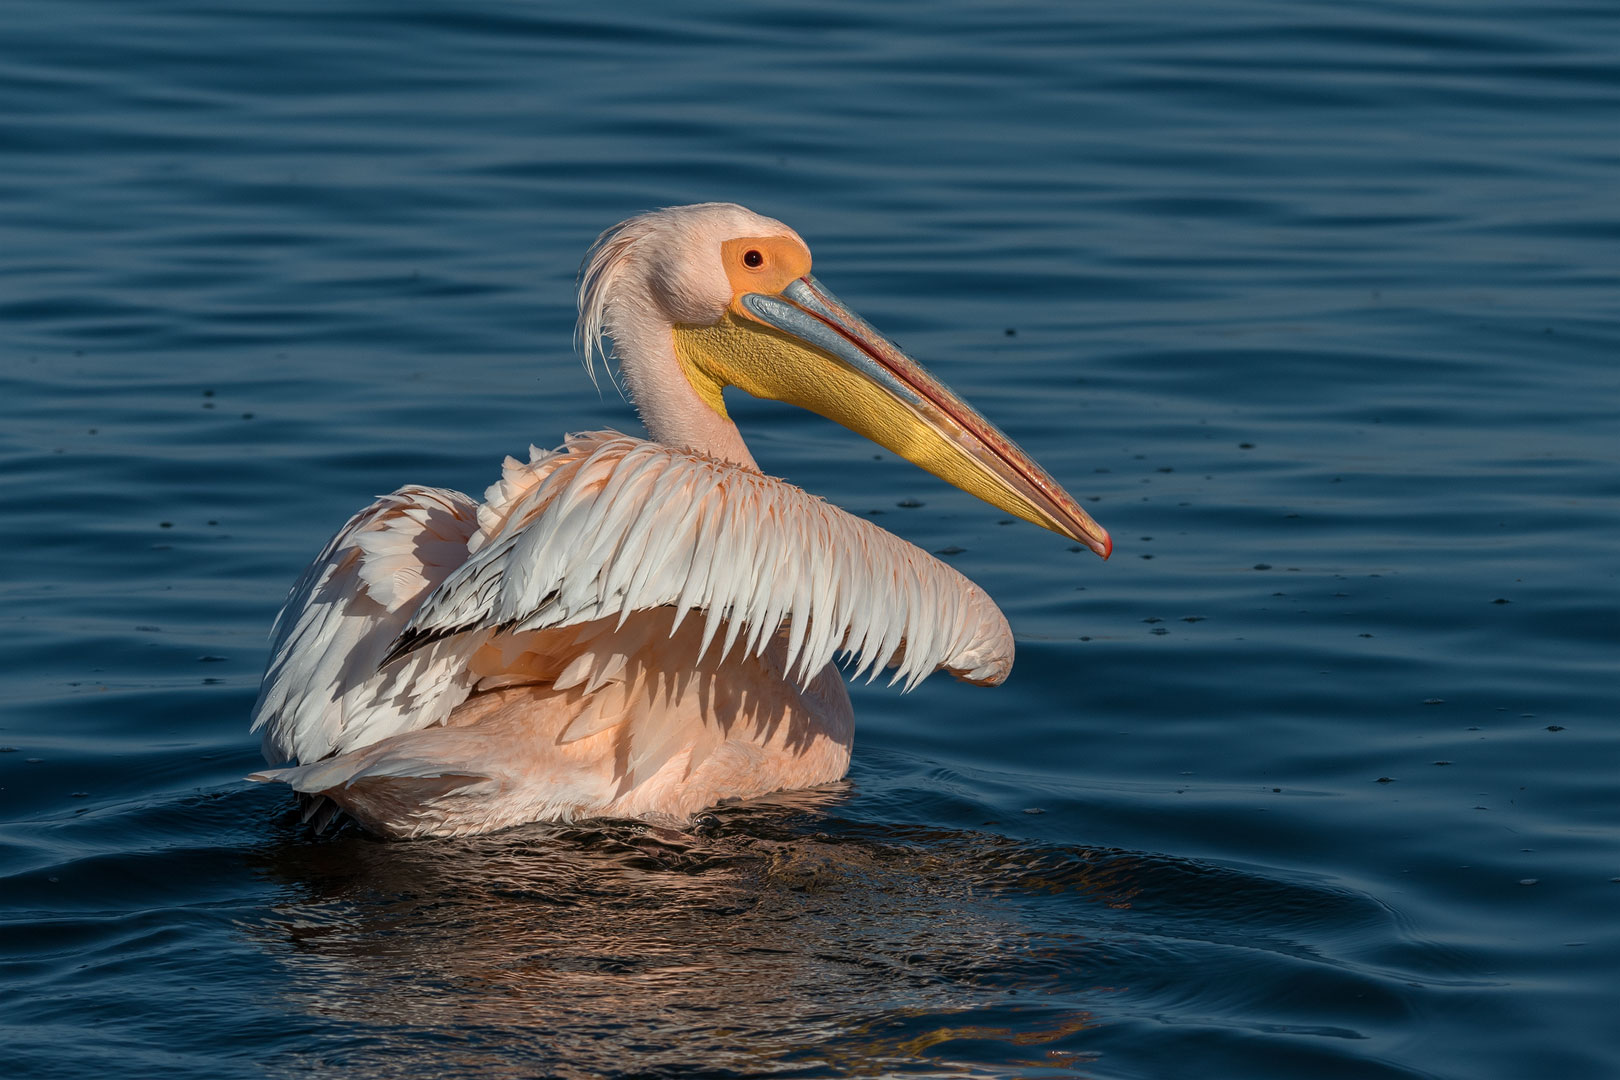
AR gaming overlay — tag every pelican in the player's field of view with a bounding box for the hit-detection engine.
[249,203,1110,838]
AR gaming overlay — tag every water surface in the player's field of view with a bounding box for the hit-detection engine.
[2,2,1617,1077]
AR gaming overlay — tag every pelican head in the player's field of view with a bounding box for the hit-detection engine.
[578,202,1110,558]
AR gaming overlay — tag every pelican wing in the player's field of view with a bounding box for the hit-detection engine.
[392,431,1013,691]
[250,485,486,765]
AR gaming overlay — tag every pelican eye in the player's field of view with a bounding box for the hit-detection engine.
[742,249,764,269]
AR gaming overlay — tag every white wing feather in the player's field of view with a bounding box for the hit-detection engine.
[393,431,1013,690]
[250,485,484,766]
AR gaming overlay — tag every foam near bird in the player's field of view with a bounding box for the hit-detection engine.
[249,203,1110,838]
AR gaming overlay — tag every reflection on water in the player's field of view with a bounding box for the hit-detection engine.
[249,794,1088,1077]
[244,789,1417,1078]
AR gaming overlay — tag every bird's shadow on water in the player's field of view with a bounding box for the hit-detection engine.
[238,782,1425,1080]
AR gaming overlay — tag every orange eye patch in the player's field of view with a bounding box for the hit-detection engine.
[721,236,811,296]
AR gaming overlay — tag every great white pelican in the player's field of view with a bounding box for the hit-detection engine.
[250,203,1110,838]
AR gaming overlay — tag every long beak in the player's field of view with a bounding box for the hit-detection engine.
[670,275,1111,558]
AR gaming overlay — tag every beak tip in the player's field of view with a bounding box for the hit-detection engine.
[1065,525,1111,559]
[1065,517,1110,560]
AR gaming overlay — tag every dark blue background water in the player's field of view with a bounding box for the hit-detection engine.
[2,2,1616,1077]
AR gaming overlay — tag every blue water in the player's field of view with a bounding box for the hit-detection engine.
[2,1,1617,1076]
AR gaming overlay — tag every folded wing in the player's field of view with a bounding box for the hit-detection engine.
[393,430,1013,693]
[250,486,485,766]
